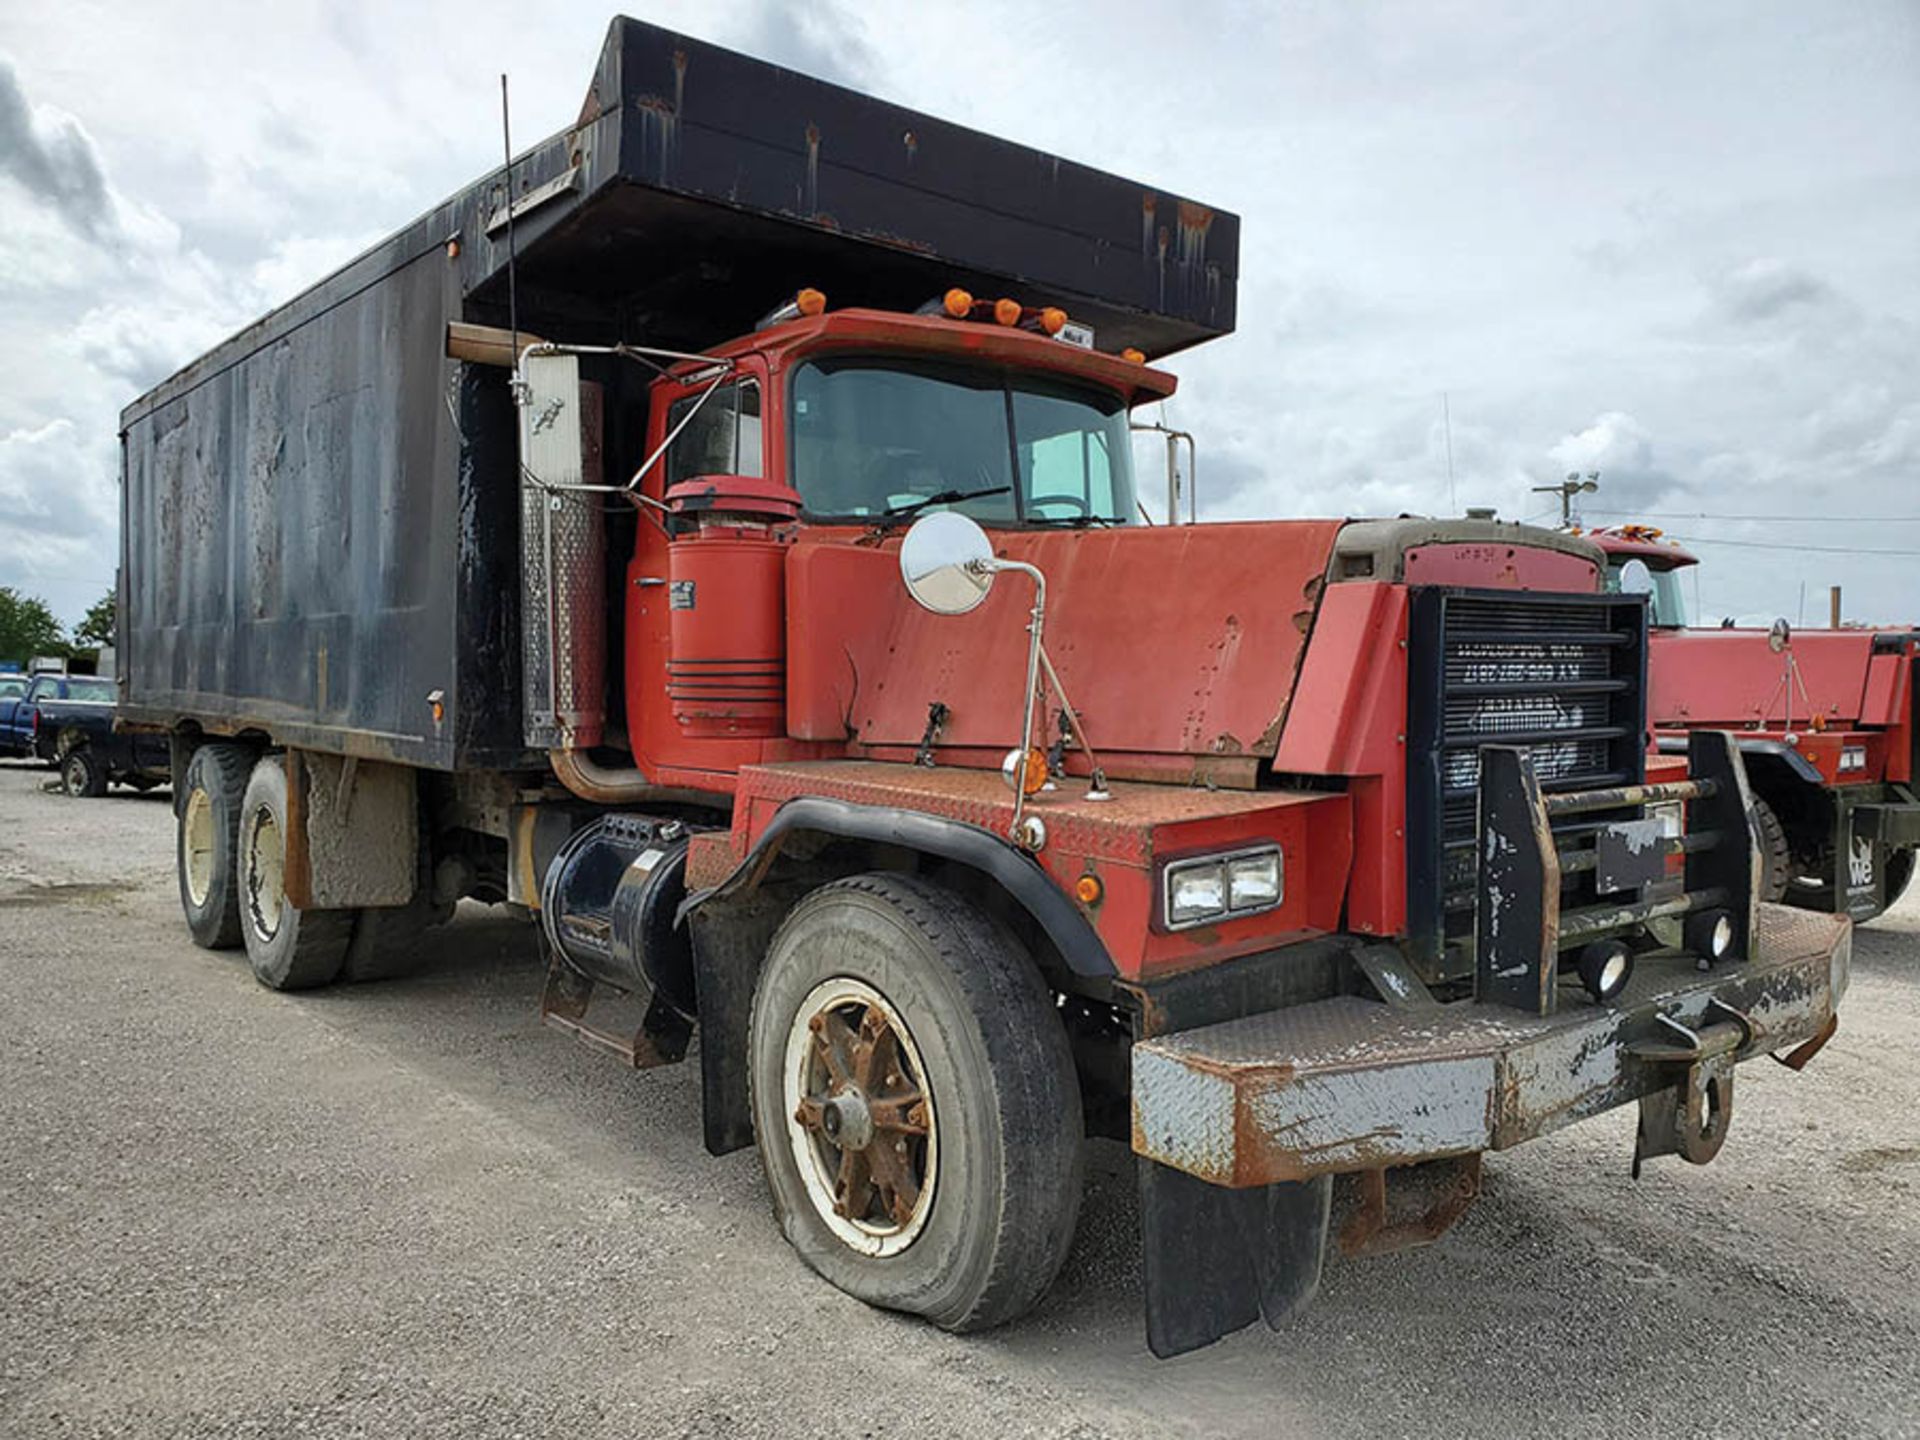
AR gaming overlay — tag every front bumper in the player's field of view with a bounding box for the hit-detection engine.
[1131,902,1849,1188]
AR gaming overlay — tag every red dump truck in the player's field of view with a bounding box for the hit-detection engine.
[1593,524,1920,921]
[119,18,1848,1356]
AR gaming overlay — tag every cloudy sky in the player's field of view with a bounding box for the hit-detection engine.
[3,0,1917,628]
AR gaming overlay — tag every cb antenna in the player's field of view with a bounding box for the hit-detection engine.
[500,74,523,401]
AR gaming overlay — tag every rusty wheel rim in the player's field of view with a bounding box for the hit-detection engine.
[782,977,938,1257]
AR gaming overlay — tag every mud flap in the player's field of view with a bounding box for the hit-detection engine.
[1138,1159,1332,1358]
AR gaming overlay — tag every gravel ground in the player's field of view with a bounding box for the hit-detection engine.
[1,757,1916,1438]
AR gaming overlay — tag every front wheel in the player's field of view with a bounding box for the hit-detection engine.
[747,873,1083,1333]
[60,746,107,798]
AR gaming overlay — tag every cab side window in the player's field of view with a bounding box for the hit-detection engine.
[666,381,762,486]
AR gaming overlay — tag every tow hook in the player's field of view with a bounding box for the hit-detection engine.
[1629,1000,1753,1176]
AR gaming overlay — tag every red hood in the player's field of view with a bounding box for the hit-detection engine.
[785,520,1344,772]
[1649,629,1882,726]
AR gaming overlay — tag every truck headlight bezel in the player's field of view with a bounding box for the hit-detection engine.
[1162,844,1285,930]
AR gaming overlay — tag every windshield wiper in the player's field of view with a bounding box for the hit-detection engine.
[876,485,1012,522]
[1024,513,1123,528]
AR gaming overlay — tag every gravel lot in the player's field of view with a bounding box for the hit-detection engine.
[1,757,1916,1438]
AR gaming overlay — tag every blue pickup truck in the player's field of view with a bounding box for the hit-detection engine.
[0,672,30,754]
[1,672,168,796]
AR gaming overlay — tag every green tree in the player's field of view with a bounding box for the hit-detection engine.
[74,589,116,649]
[0,587,66,664]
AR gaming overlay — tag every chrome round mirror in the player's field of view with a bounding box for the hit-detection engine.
[900,510,997,615]
[1617,558,1654,596]
[1769,617,1791,653]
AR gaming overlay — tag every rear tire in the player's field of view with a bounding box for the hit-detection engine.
[61,746,107,798]
[237,755,353,991]
[178,743,251,949]
[747,873,1083,1333]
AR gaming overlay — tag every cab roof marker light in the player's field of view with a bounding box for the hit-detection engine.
[1018,306,1069,336]
[1120,347,1147,364]
[992,297,1022,326]
[917,287,975,318]
[754,287,828,330]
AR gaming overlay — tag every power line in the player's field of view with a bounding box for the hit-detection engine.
[1586,508,1920,524]
[1676,536,1920,557]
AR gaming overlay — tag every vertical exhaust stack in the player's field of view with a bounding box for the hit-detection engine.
[518,350,606,754]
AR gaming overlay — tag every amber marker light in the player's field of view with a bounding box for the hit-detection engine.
[1121,347,1146,364]
[796,287,827,316]
[1038,307,1068,335]
[1074,874,1104,906]
[1001,746,1050,796]
[993,297,1022,326]
[943,287,973,317]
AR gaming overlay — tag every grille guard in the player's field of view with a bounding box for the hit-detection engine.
[1478,729,1757,1015]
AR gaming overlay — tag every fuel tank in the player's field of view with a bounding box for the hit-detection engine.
[539,814,698,1015]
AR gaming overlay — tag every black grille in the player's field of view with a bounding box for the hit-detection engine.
[1407,589,1649,975]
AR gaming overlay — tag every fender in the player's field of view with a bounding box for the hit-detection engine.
[1658,734,1823,786]
[685,795,1116,977]
[680,796,1115,1158]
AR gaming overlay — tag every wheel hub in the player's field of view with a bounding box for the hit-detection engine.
[783,978,938,1256]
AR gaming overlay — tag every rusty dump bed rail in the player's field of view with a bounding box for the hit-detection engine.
[1131,903,1849,1188]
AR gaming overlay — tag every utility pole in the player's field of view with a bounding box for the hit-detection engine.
[1532,471,1599,529]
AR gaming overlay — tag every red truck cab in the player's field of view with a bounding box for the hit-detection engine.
[1592,524,1920,918]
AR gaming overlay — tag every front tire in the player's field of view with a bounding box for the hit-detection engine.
[1885,848,1916,913]
[747,873,1083,1333]
[61,746,107,798]
[237,755,353,990]
[1751,794,1792,903]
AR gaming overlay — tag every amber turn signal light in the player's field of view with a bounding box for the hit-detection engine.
[1001,746,1050,796]
[1074,874,1103,906]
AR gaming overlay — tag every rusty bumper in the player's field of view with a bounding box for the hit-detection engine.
[1131,903,1850,1188]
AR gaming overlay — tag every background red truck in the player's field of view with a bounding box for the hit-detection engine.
[1593,524,1919,920]
[117,18,1847,1358]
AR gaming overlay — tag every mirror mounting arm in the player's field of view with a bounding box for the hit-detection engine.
[972,557,1049,840]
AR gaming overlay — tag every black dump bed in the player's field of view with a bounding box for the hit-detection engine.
[118,14,1240,771]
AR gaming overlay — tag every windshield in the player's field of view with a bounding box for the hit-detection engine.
[789,358,1137,524]
[68,678,114,702]
[1605,558,1691,628]
[0,679,23,699]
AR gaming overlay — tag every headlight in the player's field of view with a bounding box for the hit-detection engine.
[1163,846,1284,929]
[1228,852,1282,909]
